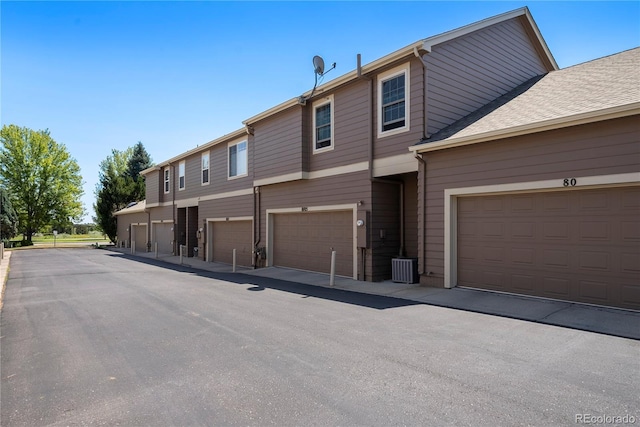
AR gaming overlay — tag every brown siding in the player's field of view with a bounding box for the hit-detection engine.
[198,194,253,220]
[253,107,303,180]
[402,173,418,259]
[199,194,254,259]
[425,18,548,136]
[145,170,160,205]
[116,211,148,247]
[371,181,401,281]
[210,137,253,193]
[258,170,371,277]
[150,205,174,222]
[373,58,426,159]
[309,80,371,171]
[421,116,640,286]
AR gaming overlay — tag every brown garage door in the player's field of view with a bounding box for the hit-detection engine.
[273,211,353,277]
[132,224,147,253]
[153,222,174,255]
[211,221,253,267]
[457,187,640,310]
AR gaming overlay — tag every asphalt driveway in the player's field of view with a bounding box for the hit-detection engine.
[1,248,638,426]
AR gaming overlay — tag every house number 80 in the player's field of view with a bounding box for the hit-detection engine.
[563,178,577,187]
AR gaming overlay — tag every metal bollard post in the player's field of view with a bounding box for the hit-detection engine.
[155,241,158,259]
[329,250,337,287]
[232,248,237,272]
[131,241,135,255]
[180,245,184,265]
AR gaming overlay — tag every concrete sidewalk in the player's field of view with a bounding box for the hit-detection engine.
[0,249,12,309]
[111,247,640,340]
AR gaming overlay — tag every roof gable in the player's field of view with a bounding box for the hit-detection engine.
[413,47,640,152]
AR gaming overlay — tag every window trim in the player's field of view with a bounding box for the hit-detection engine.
[312,95,334,154]
[227,139,248,180]
[377,63,410,138]
[201,151,210,186]
[178,160,185,191]
[163,168,170,194]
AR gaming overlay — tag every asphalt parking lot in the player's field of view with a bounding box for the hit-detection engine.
[1,248,639,426]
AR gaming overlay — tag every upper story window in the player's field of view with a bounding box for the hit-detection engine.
[201,152,210,185]
[378,63,410,137]
[228,140,247,179]
[178,160,185,190]
[164,168,170,193]
[313,95,334,153]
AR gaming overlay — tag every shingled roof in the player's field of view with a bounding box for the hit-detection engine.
[412,47,640,152]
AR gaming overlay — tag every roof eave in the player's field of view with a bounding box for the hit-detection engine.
[410,103,640,153]
[244,7,555,126]
[142,128,248,175]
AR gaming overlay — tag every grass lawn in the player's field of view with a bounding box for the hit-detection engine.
[32,234,110,243]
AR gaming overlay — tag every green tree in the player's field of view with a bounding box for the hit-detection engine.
[0,125,84,243]
[94,142,151,244]
[125,141,152,202]
[0,187,19,241]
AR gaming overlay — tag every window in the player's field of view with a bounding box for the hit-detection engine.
[313,95,334,152]
[378,64,410,137]
[201,152,210,185]
[228,140,247,178]
[178,161,185,190]
[164,168,170,193]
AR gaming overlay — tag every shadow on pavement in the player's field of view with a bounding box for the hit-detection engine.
[108,253,420,310]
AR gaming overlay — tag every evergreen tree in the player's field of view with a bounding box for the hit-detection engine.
[0,187,18,241]
[93,143,152,243]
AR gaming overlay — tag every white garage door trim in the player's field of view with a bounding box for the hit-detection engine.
[444,172,640,289]
[266,204,358,279]
[205,216,253,263]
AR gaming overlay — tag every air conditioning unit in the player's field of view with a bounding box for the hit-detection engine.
[392,258,419,284]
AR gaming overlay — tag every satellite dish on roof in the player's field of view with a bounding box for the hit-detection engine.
[298,55,337,105]
[313,55,325,75]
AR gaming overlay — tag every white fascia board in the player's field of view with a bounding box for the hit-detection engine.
[410,103,640,153]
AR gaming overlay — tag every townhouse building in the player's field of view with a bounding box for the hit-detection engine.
[115,7,640,310]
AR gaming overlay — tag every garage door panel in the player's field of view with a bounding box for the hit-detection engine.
[273,211,353,277]
[458,187,640,310]
[153,223,173,255]
[211,221,252,267]
[133,225,146,253]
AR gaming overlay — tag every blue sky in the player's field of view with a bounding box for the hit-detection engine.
[2,1,639,223]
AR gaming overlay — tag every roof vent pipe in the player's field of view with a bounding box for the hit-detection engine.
[357,53,362,78]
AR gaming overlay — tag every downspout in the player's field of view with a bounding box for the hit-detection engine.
[414,47,430,277]
[171,163,176,255]
[415,153,427,276]
[246,123,262,269]
[146,207,151,252]
[253,186,261,269]
[414,46,430,141]
[359,54,405,258]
